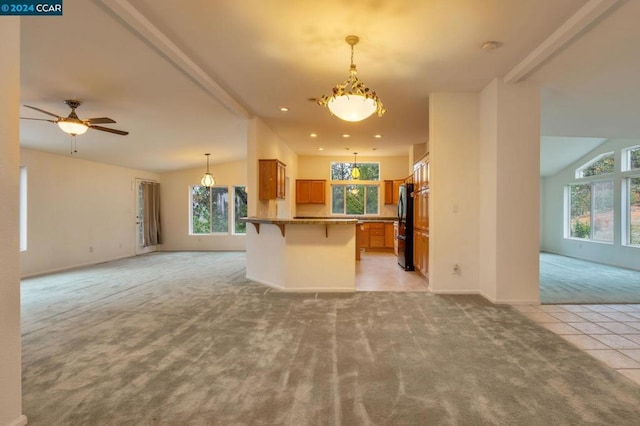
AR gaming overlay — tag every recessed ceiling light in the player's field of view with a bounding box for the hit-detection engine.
[481,41,502,51]
[317,147,324,151]
[280,107,289,112]
[374,134,382,138]
[310,133,317,138]
[342,134,350,138]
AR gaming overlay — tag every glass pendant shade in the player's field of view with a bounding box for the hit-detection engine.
[201,173,215,187]
[351,152,361,179]
[328,95,377,122]
[58,120,88,135]
[201,153,215,187]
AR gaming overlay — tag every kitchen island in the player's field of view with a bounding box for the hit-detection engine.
[241,217,358,292]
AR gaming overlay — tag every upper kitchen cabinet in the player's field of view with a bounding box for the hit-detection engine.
[384,179,404,205]
[413,155,430,191]
[296,180,326,204]
[259,159,286,200]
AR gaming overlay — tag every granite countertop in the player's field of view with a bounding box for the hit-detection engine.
[294,216,397,224]
[240,217,358,225]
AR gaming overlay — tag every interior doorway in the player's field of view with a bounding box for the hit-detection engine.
[135,179,159,255]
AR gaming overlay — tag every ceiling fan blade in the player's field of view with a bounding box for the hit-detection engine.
[20,117,57,123]
[86,117,116,125]
[90,125,129,136]
[23,105,62,119]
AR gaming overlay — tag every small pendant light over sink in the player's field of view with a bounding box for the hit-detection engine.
[201,153,215,187]
[318,35,385,122]
[351,152,361,179]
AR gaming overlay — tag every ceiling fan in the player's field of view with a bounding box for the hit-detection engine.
[21,99,129,136]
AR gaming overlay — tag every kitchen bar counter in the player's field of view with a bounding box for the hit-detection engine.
[241,217,356,292]
[240,217,357,237]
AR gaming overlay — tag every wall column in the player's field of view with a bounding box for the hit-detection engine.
[428,93,481,294]
[479,78,540,304]
[0,17,28,426]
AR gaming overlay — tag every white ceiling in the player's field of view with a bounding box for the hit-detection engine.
[18,0,638,174]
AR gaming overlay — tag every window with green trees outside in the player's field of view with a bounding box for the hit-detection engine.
[330,161,379,215]
[191,186,229,234]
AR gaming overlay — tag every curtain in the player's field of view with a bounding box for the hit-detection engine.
[142,182,162,246]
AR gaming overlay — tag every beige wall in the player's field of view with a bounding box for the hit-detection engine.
[479,80,499,301]
[478,78,540,304]
[295,155,410,217]
[429,80,540,304]
[0,17,27,426]
[160,160,247,251]
[429,92,481,294]
[247,117,298,218]
[20,149,159,277]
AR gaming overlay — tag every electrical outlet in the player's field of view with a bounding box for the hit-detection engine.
[89,246,94,253]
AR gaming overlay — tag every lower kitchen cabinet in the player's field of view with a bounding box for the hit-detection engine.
[356,224,370,249]
[356,222,395,256]
[369,223,385,248]
[413,230,429,278]
[384,223,394,248]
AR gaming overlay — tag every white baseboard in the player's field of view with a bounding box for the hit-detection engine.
[479,289,540,305]
[5,414,28,426]
[429,289,539,306]
[21,254,133,278]
[429,289,480,295]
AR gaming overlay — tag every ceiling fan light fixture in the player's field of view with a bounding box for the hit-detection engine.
[201,153,216,187]
[57,119,88,135]
[318,35,385,122]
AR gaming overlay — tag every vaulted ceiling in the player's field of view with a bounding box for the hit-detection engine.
[18,0,640,174]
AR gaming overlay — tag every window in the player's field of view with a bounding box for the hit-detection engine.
[623,146,640,172]
[233,186,247,234]
[575,152,614,178]
[330,162,380,180]
[567,180,613,242]
[331,185,379,215]
[627,177,640,245]
[330,161,380,215]
[191,186,229,234]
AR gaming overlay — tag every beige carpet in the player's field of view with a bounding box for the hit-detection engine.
[22,252,640,425]
[540,252,640,304]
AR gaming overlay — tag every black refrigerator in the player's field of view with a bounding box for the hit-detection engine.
[397,183,414,270]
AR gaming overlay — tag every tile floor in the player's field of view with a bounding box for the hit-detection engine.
[356,251,429,291]
[514,304,640,386]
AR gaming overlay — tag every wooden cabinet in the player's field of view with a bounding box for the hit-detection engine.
[259,159,286,200]
[356,223,370,249]
[369,223,385,248]
[356,222,395,254]
[413,155,429,192]
[413,154,430,280]
[413,188,429,231]
[413,230,429,278]
[384,179,404,205]
[393,222,399,255]
[384,223,394,248]
[295,180,326,204]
